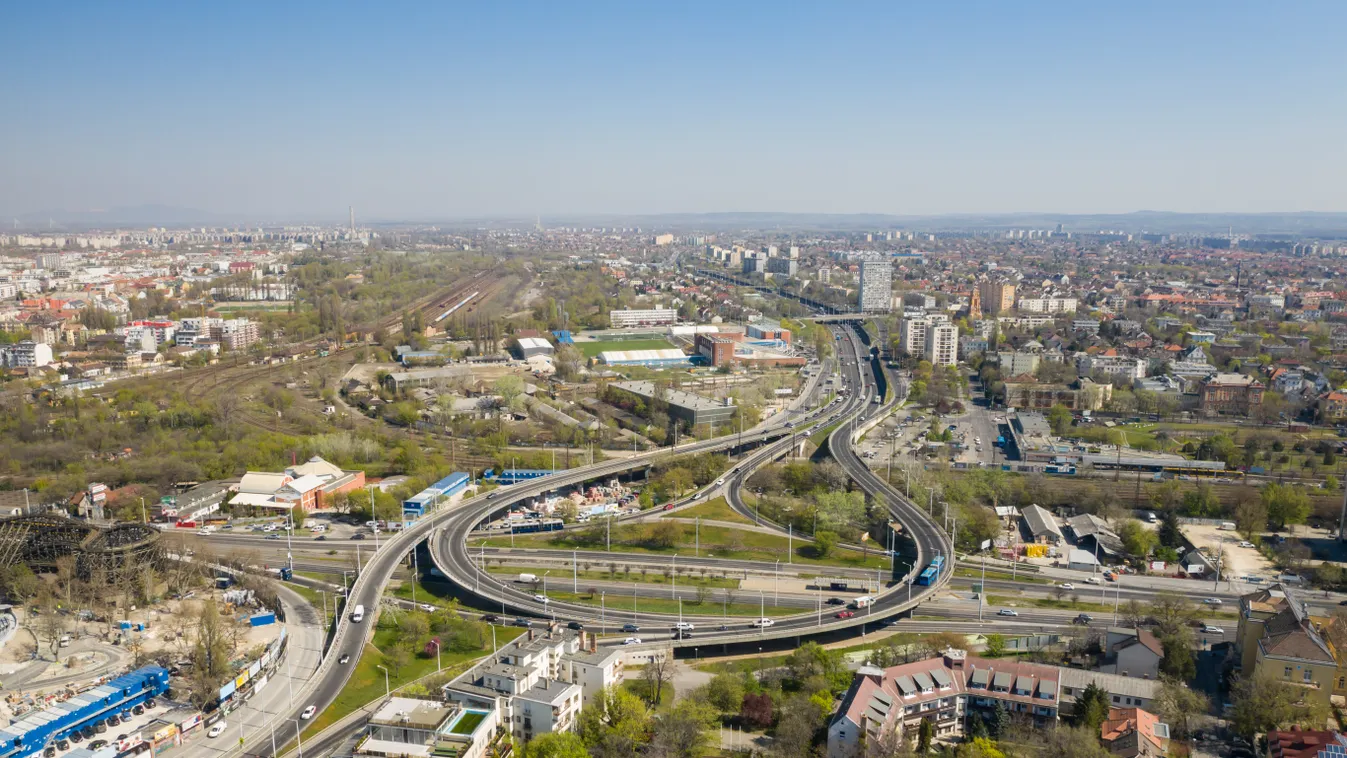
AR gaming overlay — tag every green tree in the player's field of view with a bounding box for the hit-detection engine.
[813,530,839,558]
[988,699,1010,737]
[1181,483,1221,517]
[577,684,651,750]
[1262,482,1311,529]
[1152,678,1209,739]
[1157,509,1184,548]
[955,738,1005,758]
[1147,593,1198,636]
[1234,497,1268,541]
[984,633,1006,657]
[1046,404,1073,435]
[290,504,306,530]
[705,672,746,713]
[917,718,934,755]
[522,732,589,758]
[1159,633,1196,681]
[1230,672,1330,739]
[1117,519,1157,558]
[1075,681,1111,731]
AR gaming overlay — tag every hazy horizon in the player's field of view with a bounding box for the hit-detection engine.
[5,2,1345,220]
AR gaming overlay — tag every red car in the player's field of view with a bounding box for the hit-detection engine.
[835,610,855,619]
[662,503,675,511]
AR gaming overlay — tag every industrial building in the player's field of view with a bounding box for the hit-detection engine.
[513,337,555,360]
[403,472,470,520]
[610,380,737,427]
[596,348,691,368]
[0,666,170,758]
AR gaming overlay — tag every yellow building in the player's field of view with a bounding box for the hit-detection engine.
[1236,584,1343,709]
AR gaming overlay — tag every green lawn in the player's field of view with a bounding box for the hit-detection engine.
[577,338,677,358]
[486,565,740,588]
[470,523,891,570]
[623,675,674,706]
[810,421,842,447]
[300,622,523,741]
[953,567,1049,585]
[541,589,801,617]
[665,496,754,525]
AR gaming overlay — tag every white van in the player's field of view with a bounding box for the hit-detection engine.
[853,596,874,609]
[351,604,365,623]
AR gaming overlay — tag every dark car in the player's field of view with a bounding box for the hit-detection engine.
[43,746,55,758]
[1073,614,1093,625]
[673,630,693,639]
[566,621,583,631]
[512,618,532,628]
[56,740,70,751]
[132,705,144,716]
[69,733,83,744]
[94,722,107,733]
[106,716,119,727]
[351,533,366,540]
[338,653,351,665]
[145,699,156,709]
[314,535,327,541]
[90,741,108,750]
[621,623,640,633]
[481,614,501,624]
[826,598,846,606]
[81,727,96,739]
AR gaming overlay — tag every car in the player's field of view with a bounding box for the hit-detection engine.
[482,614,501,624]
[131,706,143,716]
[351,533,366,540]
[1203,598,1223,605]
[1084,576,1102,585]
[826,597,846,606]
[1058,583,1075,590]
[418,604,435,612]
[106,716,119,727]
[673,630,693,639]
[95,722,107,733]
[43,747,55,758]
[365,520,379,528]
[145,699,156,709]
[265,534,280,540]
[1239,541,1255,548]
[662,503,675,511]
[301,705,316,720]
[622,637,642,645]
[338,653,351,665]
[512,618,532,628]
[673,622,695,631]
[1201,625,1225,635]
[836,610,855,619]
[621,623,641,633]
[997,609,1018,616]
[751,618,774,628]
[90,741,108,750]
[81,728,95,739]
[533,594,549,603]
[715,479,725,486]
[718,624,731,631]
[56,740,70,751]
[207,723,227,739]
[567,621,584,630]
[1073,614,1093,625]
[314,535,327,541]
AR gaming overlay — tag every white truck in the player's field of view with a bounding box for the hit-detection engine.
[351,604,365,623]
[853,596,874,609]
[518,573,538,584]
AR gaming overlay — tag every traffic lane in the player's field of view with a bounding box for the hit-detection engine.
[926,605,1232,639]
[471,546,885,577]
[947,575,1243,605]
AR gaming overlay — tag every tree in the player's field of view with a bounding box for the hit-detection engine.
[577,685,651,750]
[649,698,717,758]
[1046,404,1073,436]
[984,633,1006,657]
[1263,483,1311,529]
[1158,633,1196,681]
[1234,497,1268,541]
[646,521,682,550]
[1229,672,1330,739]
[1117,519,1157,558]
[493,375,526,411]
[740,692,774,729]
[988,699,1010,737]
[1157,509,1184,549]
[917,718,934,755]
[1181,484,1221,517]
[1152,678,1209,740]
[1075,681,1111,731]
[1147,593,1197,637]
[522,732,588,758]
[384,644,411,676]
[813,530,839,558]
[642,653,673,706]
[955,738,1005,758]
[1038,725,1111,758]
[705,672,745,713]
[290,504,307,530]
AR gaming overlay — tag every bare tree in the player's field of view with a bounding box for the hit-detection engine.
[642,652,673,706]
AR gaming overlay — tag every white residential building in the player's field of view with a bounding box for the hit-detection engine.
[899,318,929,357]
[1017,297,1078,314]
[445,628,628,746]
[924,324,959,366]
[609,308,677,328]
[1078,354,1147,381]
[858,258,893,313]
[0,340,53,368]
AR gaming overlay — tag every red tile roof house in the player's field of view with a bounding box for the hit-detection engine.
[1099,707,1169,758]
[1268,726,1347,758]
[827,649,1159,757]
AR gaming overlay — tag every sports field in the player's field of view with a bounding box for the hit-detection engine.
[577,338,677,358]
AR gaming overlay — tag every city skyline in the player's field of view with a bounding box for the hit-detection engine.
[4,2,1345,219]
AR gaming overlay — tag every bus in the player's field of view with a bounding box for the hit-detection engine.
[916,555,945,586]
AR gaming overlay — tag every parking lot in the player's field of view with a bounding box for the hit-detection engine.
[1181,523,1276,582]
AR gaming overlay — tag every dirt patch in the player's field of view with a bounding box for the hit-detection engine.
[1181,523,1275,579]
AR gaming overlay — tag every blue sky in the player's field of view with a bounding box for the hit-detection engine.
[2,1,1344,220]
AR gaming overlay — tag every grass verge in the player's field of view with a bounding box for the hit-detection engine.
[540,589,800,617]
[665,496,754,525]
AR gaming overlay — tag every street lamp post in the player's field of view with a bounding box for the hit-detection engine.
[774,560,780,605]
[672,554,678,599]
[375,664,390,698]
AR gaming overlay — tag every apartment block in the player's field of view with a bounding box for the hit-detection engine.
[1017,296,1078,314]
[924,324,958,366]
[858,259,893,313]
[898,318,929,357]
[0,340,52,368]
[978,281,1016,314]
[609,308,678,328]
